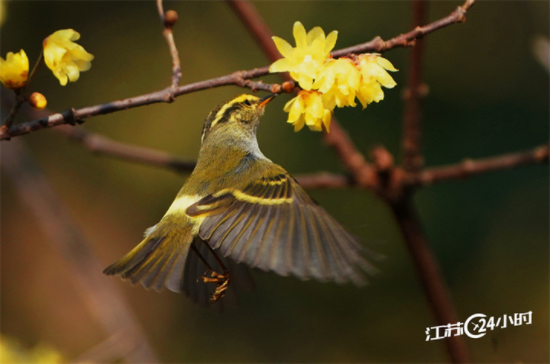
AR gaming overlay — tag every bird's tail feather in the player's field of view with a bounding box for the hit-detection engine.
[103,225,193,292]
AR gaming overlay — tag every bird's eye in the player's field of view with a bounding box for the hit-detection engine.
[243,99,252,106]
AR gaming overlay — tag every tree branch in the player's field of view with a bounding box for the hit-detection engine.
[55,124,196,172]
[156,0,182,87]
[415,144,550,185]
[389,200,471,363]
[1,0,476,141]
[402,0,428,173]
[333,0,475,57]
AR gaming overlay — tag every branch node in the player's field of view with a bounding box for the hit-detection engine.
[62,108,78,126]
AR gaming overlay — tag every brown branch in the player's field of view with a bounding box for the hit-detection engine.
[391,2,472,362]
[227,0,280,62]
[389,200,471,363]
[402,0,428,173]
[156,0,182,87]
[1,139,158,363]
[55,125,196,172]
[294,172,350,189]
[1,90,24,132]
[415,144,550,185]
[0,74,279,140]
[333,0,475,57]
[1,0,475,141]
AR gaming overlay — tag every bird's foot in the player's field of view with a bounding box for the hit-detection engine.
[201,270,230,303]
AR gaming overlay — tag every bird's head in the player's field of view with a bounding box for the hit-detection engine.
[201,93,276,143]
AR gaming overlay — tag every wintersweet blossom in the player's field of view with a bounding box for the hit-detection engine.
[0,50,29,89]
[313,57,362,109]
[355,54,397,108]
[284,90,333,132]
[43,29,94,86]
[269,21,337,90]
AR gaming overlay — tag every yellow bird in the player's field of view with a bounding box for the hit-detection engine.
[104,94,375,305]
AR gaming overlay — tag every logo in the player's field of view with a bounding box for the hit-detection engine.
[425,311,532,341]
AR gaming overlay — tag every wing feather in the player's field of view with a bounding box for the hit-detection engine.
[187,169,375,285]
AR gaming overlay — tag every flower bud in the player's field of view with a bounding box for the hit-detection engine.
[29,92,47,110]
[282,81,295,93]
[164,10,178,28]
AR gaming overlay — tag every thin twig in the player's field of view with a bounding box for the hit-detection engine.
[415,144,550,185]
[1,0,475,141]
[333,0,475,57]
[2,53,44,131]
[1,139,158,363]
[1,90,24,132]
[156,0,182,87]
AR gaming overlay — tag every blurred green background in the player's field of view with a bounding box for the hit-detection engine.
[1,1,548,363]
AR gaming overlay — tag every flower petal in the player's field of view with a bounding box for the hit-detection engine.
[324,31,338,54]
[272,36,294,59]
[293,21,307,49]
[306,26,324,45]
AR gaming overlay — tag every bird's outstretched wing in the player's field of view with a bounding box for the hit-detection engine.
[186,171,376,285]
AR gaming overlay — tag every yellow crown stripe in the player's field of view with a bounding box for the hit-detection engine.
[210,95,258,129]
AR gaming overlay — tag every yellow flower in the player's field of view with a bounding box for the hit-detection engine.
[269,21,337,90]
[355,54,397,108]
[0,50,29,89]
[43,29,94,86]
[313,57,362,109]
[284,90,333,132]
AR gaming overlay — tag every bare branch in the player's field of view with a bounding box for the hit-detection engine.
[227,0,281,62]
[295,172,350,189]
[0,74,280,140]
[1,140,158,363]
[333,0,475,57]
[156,0,182,87]
[402,0,428,173]
[415,145,550,185]
[56,125,196,172]
[389,200,471,363]
[1,0,476,141]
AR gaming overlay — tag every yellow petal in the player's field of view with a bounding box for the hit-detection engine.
[293,21,307,49]
[272,36,294,59]
[324,31,338,54]
[269,58,294,73]
[293,117,305,131]
[306,27,324,45]
[376,56,398,72]
[322,109,332,131]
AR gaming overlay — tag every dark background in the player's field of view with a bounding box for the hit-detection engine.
[1,1,548,362]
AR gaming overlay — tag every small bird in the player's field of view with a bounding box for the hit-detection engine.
[104,94,374,305]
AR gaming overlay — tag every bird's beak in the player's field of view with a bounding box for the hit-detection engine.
[258,94,277,108]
